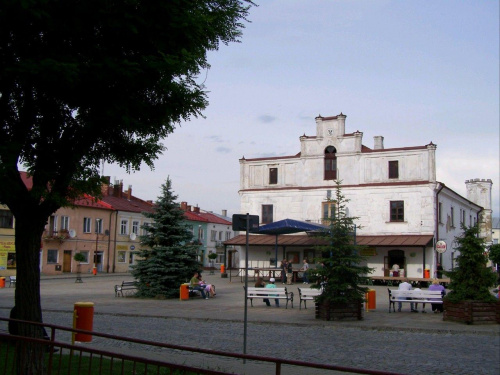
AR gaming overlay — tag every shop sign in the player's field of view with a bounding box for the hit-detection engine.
[436,240,447,253]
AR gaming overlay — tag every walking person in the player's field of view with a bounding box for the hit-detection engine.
[286,259,294,285]
[300,259,310,284]
[281,259,288,284]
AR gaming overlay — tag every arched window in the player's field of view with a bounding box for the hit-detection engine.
[324,146,337,180]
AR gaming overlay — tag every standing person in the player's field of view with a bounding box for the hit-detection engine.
[281,259,288,284]
[255,277,270,306]
[190,272,208,299]
[300,259,310,284]
[391,264,400,277]
[265,278,280,307]
[286,259,294,285]
[428,279,446,313]
[437,263,444,279]
[397,278,416,312]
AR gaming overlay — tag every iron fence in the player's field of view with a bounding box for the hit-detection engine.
[0,317,402,375]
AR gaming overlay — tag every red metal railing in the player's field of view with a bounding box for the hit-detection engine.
[0,317,403,375]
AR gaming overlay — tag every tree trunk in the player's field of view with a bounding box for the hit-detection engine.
[13,214,47,374]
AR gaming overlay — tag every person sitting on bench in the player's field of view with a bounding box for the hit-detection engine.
[190,272,208,299]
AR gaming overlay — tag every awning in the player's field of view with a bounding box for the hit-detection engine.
[224,234,433,247]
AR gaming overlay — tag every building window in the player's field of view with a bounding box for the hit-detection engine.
[132,220,140,235]
[0,210,14,228]
[211,230,217,241]
[469,215,472,226]
[269,168,278,184]
[198,226,204,240]
[322,201,336,225]
[60,216,69,231]
[77,251,89,264]
[461,209,465,225]
[117,251,126,263]
[83,217,92,233]
[219,231,223,241]
[225,231,232,240]
[438,202,443,224]
[142,222,150,235]
[450,207,455,227]
[120,219,129,235]
[95,218,103,234]
[262,205,273,224]
[390,201,404,222]
[47,249,58,264]
[388,161,399,179]
[324,146,337,180]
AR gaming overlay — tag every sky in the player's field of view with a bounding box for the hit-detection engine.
[104,0,499,219]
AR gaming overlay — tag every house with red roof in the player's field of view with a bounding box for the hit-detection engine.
[179,202,235,269]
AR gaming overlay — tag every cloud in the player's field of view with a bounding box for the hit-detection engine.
[205,135,224,143]
[258,115,277,123]
[215,146,231,154]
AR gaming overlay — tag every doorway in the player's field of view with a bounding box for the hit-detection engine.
[63,251,72,272]
[384,249,406,276]
[95,252,103,272]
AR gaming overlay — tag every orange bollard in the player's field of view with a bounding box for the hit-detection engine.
[73,302,94,342]
[365,289,376,311]
[221,265,225,273]
[0,277,5,288]
[92,267,97,275]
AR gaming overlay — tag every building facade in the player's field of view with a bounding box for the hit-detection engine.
[228,113,492,278]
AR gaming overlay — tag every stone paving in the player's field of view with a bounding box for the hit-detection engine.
[0,272,499,374]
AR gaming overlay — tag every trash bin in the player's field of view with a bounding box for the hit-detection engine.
[0,277,5,288]
[365,289,376,311]
[220,265,225,274]
[73,302,94,342]
[424,269,430,278]
[180,283,189,300]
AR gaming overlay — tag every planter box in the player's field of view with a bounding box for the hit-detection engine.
[443,300,500,325]
[315,301,363,321]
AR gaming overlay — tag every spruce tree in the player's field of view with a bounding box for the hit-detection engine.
[131,178,200,298]
[445,224,497,302]
[311,180,373,304]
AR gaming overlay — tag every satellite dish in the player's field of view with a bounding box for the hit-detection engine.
[69,229,76,238]
[130,233,137,241]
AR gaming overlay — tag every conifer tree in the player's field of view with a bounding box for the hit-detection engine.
[131,178,200,298]
[311,180,373,304]
[445,225,497,302]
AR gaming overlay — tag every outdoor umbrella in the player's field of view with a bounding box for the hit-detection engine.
[253,219,327,268]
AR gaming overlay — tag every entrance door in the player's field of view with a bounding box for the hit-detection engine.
[63,251,72,272]
[385,250,405,276]
[95,252,103,272]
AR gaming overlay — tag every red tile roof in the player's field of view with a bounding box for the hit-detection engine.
[224,234,433,247]
[184,210,231,225]
[73,194,114,210]
[101,195,154,213]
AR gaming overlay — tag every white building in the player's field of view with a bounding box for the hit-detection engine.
[227,113,492,279]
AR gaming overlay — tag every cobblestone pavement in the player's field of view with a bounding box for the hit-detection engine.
[1,273,499,375]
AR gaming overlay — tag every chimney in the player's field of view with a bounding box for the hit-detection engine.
[193,206,200,213]
[180,202,188,211]
[222,210,227,217]
[374,136,384,150]
[101,176,111,196]
[113,180,120,197]
[127,185,132,200]
[187,205,191,212]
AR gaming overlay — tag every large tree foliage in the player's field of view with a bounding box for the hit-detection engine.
[488,243,500,268]
[0,1,252,373]
[131,178,200,298]
[445,225,497,302]
[310,181,373,304]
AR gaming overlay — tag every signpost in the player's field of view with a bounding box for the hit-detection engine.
[232,214,259,363]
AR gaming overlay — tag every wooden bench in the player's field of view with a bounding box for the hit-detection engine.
[244,286,294,309]
[114,281,137,297]
[298,287,322,310]
[9,276,16,288]
[388,289,444,313]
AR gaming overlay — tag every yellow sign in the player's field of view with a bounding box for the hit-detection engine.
[0,241,15,270]
[116,245,128,250]
[360,248,377,256]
